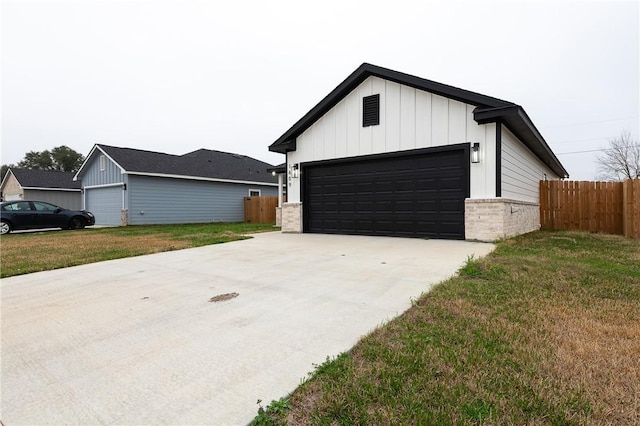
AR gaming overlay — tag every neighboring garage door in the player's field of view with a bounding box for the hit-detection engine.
[303,147,469,239]
[85,186,122,226]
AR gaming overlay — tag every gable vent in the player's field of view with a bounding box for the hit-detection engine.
[362,94,380,127]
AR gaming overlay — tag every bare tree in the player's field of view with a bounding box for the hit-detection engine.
[596,131,640,181]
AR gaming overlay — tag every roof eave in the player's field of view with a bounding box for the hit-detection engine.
[268,62,514,152]
[266,163,286,174]
[74,144,126,180]
[474,106,569,178]
[268,139,296,154]
[0,168,16,190]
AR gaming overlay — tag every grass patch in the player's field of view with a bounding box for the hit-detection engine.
[258,231,640,425]
[0,222,277,277]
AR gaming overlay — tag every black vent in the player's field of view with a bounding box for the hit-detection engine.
[362,94,380,127]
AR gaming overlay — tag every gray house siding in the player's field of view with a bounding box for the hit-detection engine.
[81,152,124,187]
[23,189,82,210]
[127,175,277,225]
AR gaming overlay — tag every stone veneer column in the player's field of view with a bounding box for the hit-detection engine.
[281,203,302,233]
[465,198,540,242]
[275,207,282,227]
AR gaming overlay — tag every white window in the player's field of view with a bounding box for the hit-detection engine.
[249,189,261,196]
[99,155,106,171]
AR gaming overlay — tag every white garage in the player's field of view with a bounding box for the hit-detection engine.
[268,63,569,241]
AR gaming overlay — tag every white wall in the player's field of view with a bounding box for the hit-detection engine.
[286,76,497,202]
[501,125,558,202]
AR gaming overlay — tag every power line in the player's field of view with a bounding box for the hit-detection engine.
[552,136,617,145]
[543,115,639,129]
[556,145,640,155]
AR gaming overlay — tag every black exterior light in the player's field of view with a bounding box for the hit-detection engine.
[471,143,480,163]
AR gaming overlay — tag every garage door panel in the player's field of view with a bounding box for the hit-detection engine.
[85,186,122,226]
[303,148,468,239]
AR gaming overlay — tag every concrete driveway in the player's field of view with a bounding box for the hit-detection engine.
[1,232,494,425]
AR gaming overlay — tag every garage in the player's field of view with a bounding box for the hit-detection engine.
[303,147,469,239]
[270,63,569,241]
[85,186,123,226]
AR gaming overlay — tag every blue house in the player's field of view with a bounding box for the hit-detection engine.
[74,144,279,226]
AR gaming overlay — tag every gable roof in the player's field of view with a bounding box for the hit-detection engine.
[268,63,568,178]
[75,145,278,185]
[2,168,81,190]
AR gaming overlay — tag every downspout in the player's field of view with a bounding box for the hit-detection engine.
[496,122,502,197]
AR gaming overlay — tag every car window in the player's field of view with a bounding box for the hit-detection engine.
[3,202,32,211]
[33,202,59,212]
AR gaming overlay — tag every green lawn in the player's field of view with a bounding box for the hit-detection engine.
[0,222,277,278]
[253,231,640,425]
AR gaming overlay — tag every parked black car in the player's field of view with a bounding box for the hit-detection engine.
[0,201,96,235]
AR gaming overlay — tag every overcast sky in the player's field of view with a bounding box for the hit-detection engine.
[2,0,638,180]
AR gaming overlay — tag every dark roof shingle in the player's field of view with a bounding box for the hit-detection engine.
[96,145,278,184]
[9,168,81,189]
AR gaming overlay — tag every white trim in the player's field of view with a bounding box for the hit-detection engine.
[22,187,82,192]
[125,171,279,187]
[74,144,126,180]
[99,155,106,171]
[84,182,126,212]
[0,169,15,189]
[83,182,125,189]
[277,174,283,207]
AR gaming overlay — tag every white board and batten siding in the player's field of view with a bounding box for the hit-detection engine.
[127,175,278,225]
[501,126,558,203]
[287,76,498,202]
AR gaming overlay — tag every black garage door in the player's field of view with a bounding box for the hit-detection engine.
[303,147,469,239]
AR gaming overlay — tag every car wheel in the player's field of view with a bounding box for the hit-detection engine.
[1,220,11,235]
[69,216,86,230]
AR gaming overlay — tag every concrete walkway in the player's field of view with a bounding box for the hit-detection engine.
[1,233,494,425]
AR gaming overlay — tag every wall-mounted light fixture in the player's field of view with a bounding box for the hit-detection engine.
[292,163,299,178]
[471,143,480,163]
[271,170,276,177]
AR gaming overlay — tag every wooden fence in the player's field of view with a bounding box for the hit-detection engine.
[624,179,640,239]
[244,196,278,224]
[540,179,640,238]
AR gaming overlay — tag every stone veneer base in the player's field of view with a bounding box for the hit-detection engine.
[281,203,302,233]
[280,199,540,241]
[465,198,540,242]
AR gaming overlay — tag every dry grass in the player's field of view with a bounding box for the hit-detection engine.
[0,222,276,277]
[253,231,640,425]
[542,301,640,424]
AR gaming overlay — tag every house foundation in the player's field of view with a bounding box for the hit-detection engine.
[281,202,302,233]
[465,198,540,242]
[275,207,282,227]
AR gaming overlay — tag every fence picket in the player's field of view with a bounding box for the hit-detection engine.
[539,179,637,238]
[244,196,279,224]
